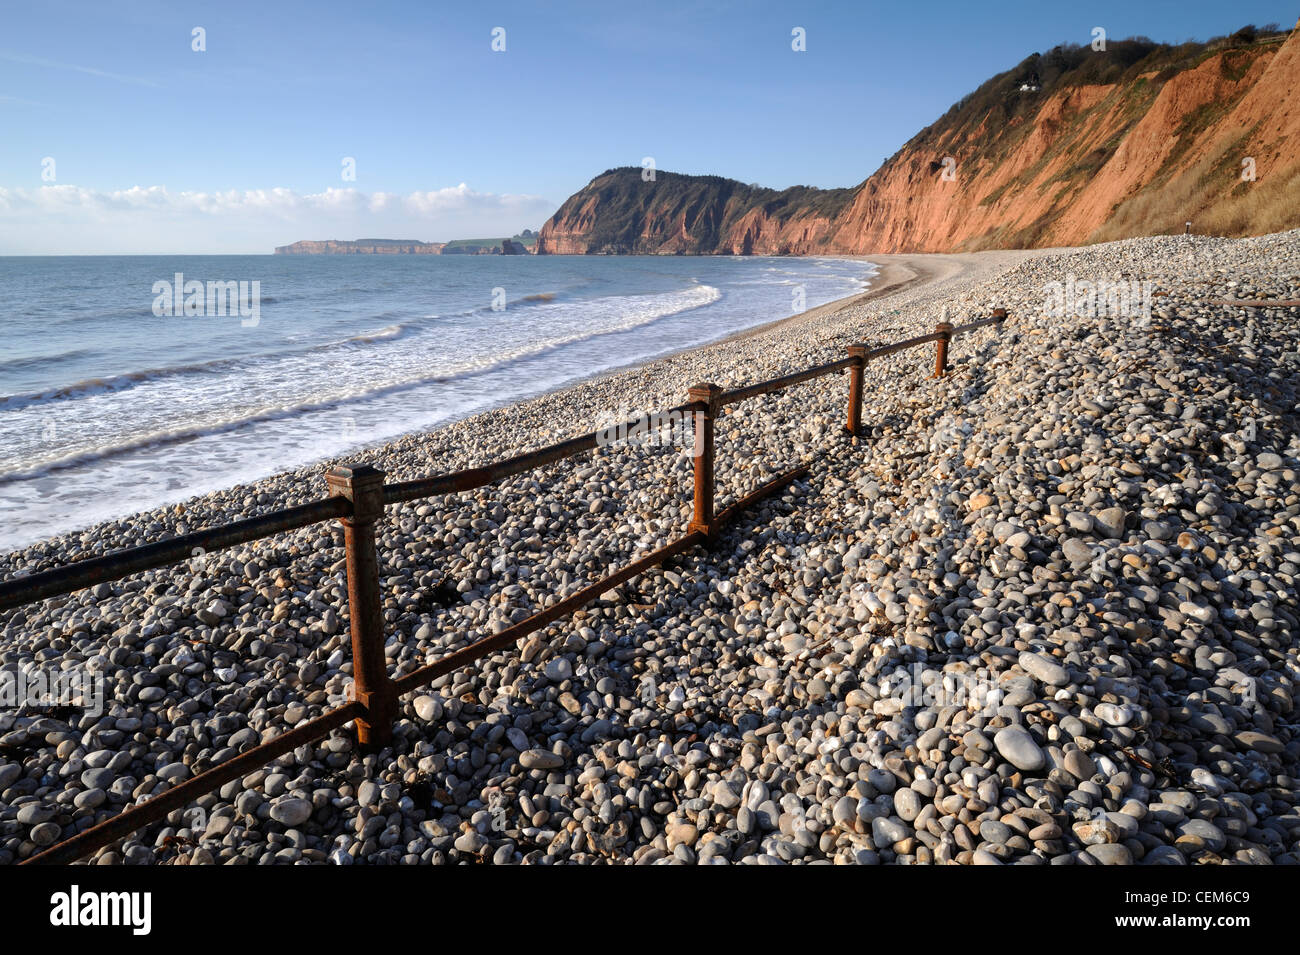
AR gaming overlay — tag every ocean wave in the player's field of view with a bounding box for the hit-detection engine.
[0,283,723,479]
[344,323,405,344]
[1,282,713,414]
[0,312,420,410]
[0,348,96,373]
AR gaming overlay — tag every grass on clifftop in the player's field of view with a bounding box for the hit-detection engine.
[911,25,1287,176]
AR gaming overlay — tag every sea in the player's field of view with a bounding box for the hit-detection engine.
[0,254,875,552]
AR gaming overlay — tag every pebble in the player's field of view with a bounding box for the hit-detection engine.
[893,787,923,822]
[1061,538,1095,565]
[994,726,1046,772]
[1175,819,1227,854]
[1063,750,1096,781]
[1084,844,1132,865]
[413,695,443,722]
[519,749,565,771]
[1019,651,1069,687]
[269,798,313,827]
[17,804,55,825]
[1093,507,1127,539]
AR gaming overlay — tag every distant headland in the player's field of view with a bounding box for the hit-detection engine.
[275,231,537,255]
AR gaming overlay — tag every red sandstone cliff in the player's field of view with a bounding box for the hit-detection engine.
[538,24,1300,254]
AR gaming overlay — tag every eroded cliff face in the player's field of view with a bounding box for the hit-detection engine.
[830,30,1300,252]
[536,173,856,254]
[716,206,844,255]
[538,24,1300,254]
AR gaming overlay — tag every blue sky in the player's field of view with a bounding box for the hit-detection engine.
[1,0,1295,252]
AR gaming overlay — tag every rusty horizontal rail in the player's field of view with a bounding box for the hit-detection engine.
[719,356,857,407]
[952,313,1007,334]
[713,464,809,527]
[714,312,1006,410]
[383,404,696,506]
[0,497,350,613]
[876,331,947,364]
[22,702,365,866]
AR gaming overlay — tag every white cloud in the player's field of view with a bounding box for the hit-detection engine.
[0,184,555,253]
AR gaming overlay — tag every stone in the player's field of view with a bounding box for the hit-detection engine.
[1175,819,1227,853]
[979,819,1013,844]
[80,767,115,790]
[1062,538,1095,565]
[1235,731,1283,754]
[269,797,313,827]
[667,823,698,848]
[17,804,55,825]
[1019,651,1069,687]
[713,782,740,810]
[1064,749,1096,781]
[1065,512,1094,532]
[520,749,565,771]
[1084,844,1132,864]
[893,787,923,822]
[871,816,911,847]
[832,796,857,827]
[1143,846,1187,865]
[455,831,486,853]
[74,788,107,810]
[1094,507,1127,539]
[1073,817,1121,845]
[1094,703,1135,726]
[413,695,443,722]
[544,658,572,682]
[994,726,1045,772]
[30,822,62,846]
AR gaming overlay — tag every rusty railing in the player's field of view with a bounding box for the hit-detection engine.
[1,309,1007,864]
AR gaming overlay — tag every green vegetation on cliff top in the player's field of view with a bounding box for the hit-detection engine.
[543,24,1289,254]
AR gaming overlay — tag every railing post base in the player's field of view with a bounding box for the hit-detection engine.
[845,344,868,440]
[326,463,396,750]
[687,383,722,541]
[933,322,954,378]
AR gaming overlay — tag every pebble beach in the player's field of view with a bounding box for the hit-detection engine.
[3,229,1299,865]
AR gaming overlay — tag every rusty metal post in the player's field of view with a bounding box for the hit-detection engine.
[933,321,954,377]
[325,463,396,749]
[687,383,722,538]
[845,344,867,438]
[992,307,1008,323]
